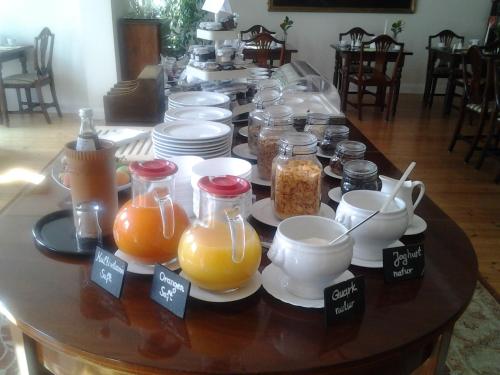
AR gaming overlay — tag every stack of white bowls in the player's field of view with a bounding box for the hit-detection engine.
[164,106,232,126]
[168,92,231,110]
[168,155,204,218]
[152,121,233,159]
[191,157,253,218]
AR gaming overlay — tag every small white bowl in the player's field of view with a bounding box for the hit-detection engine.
[268,216,353,299]
[191,157,253,217]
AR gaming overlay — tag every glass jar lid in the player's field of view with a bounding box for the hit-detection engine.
[324,125,349,137]
[130,160,178,179]
[264,105,293,120]
[198,175,250,197]
[306,113,332,125]
[336,140,366,156]
[343,160,378,178]
[252,90,280,107]
[278,132,318,155]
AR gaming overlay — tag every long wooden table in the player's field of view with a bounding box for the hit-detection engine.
[0,120,477,374]
[0,45,32,126]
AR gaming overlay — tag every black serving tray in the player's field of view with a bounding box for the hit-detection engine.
[32,209,97,256]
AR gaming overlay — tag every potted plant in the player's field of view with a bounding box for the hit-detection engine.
[280,16,294,45]
[391,20,404,41]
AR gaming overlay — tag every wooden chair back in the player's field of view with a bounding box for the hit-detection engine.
[359,35,404,83]
[462,46,487,105]
[240,25,275,41]
[339,27,374,43]
[34,27,55,77]
[428,29,464,48]
[245,32,285,68]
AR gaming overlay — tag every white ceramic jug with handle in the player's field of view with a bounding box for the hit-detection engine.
[379,175,425,224]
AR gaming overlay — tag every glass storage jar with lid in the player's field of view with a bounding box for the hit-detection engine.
[178,175,261,292]
[271,133,323,220]
[319,125,350,156]
[341,160,381,194]
[257,105,295,180]
[329,140,367,176]
[304,113,332,141]
[248,88,281,155]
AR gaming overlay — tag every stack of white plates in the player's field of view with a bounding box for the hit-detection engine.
[152,120,233,159]
[168,91,230,110]
[164,106,232,126]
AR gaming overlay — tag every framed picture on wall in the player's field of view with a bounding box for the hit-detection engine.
[268,0,416,13]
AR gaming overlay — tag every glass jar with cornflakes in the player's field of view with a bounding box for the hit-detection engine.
[271,133,322,220]
[257,105,295,180]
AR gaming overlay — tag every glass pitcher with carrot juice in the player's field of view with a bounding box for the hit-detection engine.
[113,160,189,264]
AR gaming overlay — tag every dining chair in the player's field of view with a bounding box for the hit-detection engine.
[244,32,285,68]
[448,46,493,158]
[3,27,62,124]
[474,59,500,172]
[347,35,404,121]
[337,27,375,93]
[240,25,275,42]
[423,30,465,108]
[339,27,375,45]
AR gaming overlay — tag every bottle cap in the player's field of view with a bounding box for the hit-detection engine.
[129,159,178,179]
[198,175,250,197]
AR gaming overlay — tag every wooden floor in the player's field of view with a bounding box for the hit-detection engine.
[345,94,500,296]
[0,95,499,295]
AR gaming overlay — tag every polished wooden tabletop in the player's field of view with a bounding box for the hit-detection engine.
[0,121,477,374]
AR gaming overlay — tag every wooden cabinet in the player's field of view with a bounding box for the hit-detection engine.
[118,18,162,80]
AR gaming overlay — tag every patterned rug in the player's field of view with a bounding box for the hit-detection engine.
[0,283,498,374]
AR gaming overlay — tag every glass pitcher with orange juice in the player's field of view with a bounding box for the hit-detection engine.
[178,176,261,292]
[113,160,189,264]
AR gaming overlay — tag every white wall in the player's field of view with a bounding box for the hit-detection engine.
[231,0,491,92]
[0,0,87,114]
[0,0,127,118]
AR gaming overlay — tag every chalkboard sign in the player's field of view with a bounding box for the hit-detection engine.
[150,265,190,319]
[324,276,365,325]
[383,244,425,283]
[91,247,127,298]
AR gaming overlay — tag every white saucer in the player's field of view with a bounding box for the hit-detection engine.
[316,150,335,159]
[324,165,342,179]
[238,126,248,138]
[251,198,335,227]
[115,250,180,275]
[262,263,355,308]
[328,187,342,203]
[232,143,257,160]
[251,165,271,187]
[180,271,262,303]
[351,240,404,269]
[404,215,427,236]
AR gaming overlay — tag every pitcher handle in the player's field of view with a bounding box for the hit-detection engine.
[154,192,175,240]
[225,207,246,264]
[411,181,426,211]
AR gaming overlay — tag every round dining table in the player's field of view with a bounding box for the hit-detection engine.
[0,119,477,374]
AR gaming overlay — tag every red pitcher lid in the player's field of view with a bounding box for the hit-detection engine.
[129,159,178,179]
[198,175,250,197]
